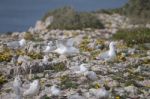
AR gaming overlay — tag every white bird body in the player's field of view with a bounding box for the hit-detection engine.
[44,46,51,53]
[90,88,109,99]
[50,85,61,96]
[7,39,26,49]
[54,39,79,56]
[19,39,26,47]
[97,42,116,60]
[80,64,88,73]
[13,76,22,99]
[54,45,79,56]
[23,80,40,97]
[13,76,22,95]
[42,55,49,63]
[108,42,116,59]
[84,71,97,81]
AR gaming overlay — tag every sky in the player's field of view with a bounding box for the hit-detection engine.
[0,0,128,33]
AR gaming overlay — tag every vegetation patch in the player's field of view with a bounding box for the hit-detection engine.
[51,62,66,72]
[0,51,12,62]
[27,52,43,59]
[112,28,150,46]
[43,6,104,30]
[60,75,78,89]
[0,74,7,85]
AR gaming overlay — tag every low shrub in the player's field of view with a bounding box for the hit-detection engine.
[43,6,104,30]
[112,28,150,46]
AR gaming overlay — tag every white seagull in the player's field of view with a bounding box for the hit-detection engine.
[84,71,97,81]
[97,41,116,60]
[23,80,40,98]
[54,38,79,56]
[50,85,61,96]
[43,41,54,53]
[74,63,88,74]
[90,87,109,99]
[7,39,26,49]
[13,75,22,99]
[42,55,49,64]
[79,64,89,73]
[19,39,26,47]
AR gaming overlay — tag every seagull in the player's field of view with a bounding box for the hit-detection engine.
[50,85,61,96]
[42,55,49,64]
[74,63,88,74]
[13,75,22,99]
[23,80,40,98]
[54,38,79,56]
[97,41,116,61]
[84,71,97,81]
[7,39,26,49]
[90,87,109,99]
[19,39,26,47]
[79,64,88,73]
[68,93,85,99]
[43,41,54,53]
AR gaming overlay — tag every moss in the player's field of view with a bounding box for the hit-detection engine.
[89,82,101,89]
[51,62,66,72]
[0,51,12,62]
[95,39,105,45]
[0,74,7,85]
[27,52,43,59]
[90,50,101,60]
[60,75,78,89]
[79,37,93,52]
[142,58,150,64]
[117,54,126,62]
[16,49,25,56]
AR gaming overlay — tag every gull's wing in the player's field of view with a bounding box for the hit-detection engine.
[7,41,20,49]
[56,40,66,48]
[66,38,74,47]
[97,51,109,59]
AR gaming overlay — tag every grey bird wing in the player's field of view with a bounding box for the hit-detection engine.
[97,51,109,59]
[66,38,74,47]
[7,41,20,49]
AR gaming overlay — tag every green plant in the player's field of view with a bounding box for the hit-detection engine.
[43,6,104,30]
[0,51,12,62]
[112,28,150,46]
[0,74,7,85]
[60,75,78,89]
[51,62,66,72]
[27,52,43,59]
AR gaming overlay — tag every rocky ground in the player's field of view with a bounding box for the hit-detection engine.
[0,14,150,99]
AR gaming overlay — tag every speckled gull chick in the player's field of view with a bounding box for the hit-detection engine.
[13,75,22,99]
[97,41,116,60]
[7,38,26,49]
[23,80,40,98]
[54,38,79,56]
